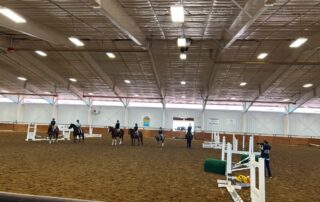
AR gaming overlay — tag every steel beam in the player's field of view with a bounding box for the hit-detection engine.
[287,86,320,113]
[80,52,126,106]
[148,48,166,108]
[2,52,87,104]
[0,13,70,46]
[94,0,147,47]
[223,0,267,49]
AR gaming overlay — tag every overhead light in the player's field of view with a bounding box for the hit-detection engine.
[240,82,247,86]
[0,7,26,23]
[290,37,308,48]
[134,94,139,97]
[17,77,27,81]
[257,53,268,60]
[106,52,116,59]
[124,80,131,84]
[231,97,236,100]
[1,90,9,93]
[69,78,77,82]
[177,38,186,47]
[43,92,51,95]
[282,98,290,102]
[181,95,186,99]
[68,37,84,47]
[181,81,186,85]
[180,53,187,60]
[170,4,184,23]
[303,83,313,88]
[88,93,94,96]
[35,50,47,57]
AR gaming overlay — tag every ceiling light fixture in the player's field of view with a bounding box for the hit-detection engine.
[17,77,27,81]
[68,37,84,47]
[170,4,184,23]
[69,78,77,82]
[35,50,47,57]
[0,7,26,23]
[180,53,187,60]
[181,81,186,85]
[177,38,186,47]
[134,94,139,97]
[231,97,236,100]
[303,83,313,88]
[181,95,186,99]
[1,90,9,93]
[290,37,308,48]
[106,52,116,59]
[43,92,51,95]
[257,53,268,60]
[282,98,290,102]
[124,80,131,84]
[88,93,94,96]
[240,82,247,86]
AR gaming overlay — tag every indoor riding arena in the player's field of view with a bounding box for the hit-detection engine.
[0,1,319,202]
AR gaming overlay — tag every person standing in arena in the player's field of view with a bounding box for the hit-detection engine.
[260,140,272,178]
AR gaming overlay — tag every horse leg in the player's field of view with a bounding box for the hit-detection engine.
[119,136,122,145]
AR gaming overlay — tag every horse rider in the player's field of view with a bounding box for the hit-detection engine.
[259,140,272,178]
[134,123,139,136]
[159,127,164,140]
[115,120,120,134]
[76,120,82,134]
[50,118,56,132]
[187,123,192,134]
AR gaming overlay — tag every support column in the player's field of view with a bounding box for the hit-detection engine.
[284,114,289,135]
[124,106,129,128]
[87,104,92,126]
[242,112,247,133]
[162,109,166,128]
[201,110,205,131]
[16,102,23,123]
[51,103,57,120]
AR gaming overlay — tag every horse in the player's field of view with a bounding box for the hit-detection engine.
[68,123,84,143]
[108,126,124,146]
[186,131,193,148]
[128,128,143,146]
[47,125,59,144]
[155,132,165,147]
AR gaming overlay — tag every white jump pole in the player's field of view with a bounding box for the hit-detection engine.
[226,143,232,176]
[250,156,265,202]
[221,136,226,161]
[242,135,245,151]
[232,133,238,152]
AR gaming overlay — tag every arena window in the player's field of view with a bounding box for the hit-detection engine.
[249,106,285,112]
[166,104,202,109]
[23,98,49,104]
[0,97,14,103]
[128,102,163,108]
[205,105,243,111]
[92,101,124,106]
[57,99,86,105]
[294,108,320,114]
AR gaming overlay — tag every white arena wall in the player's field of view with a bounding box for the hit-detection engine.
[0,102,319,137]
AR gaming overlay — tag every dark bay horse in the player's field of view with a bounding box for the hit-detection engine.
[155,133,165,147]
[108,126,124,146]
[69,123,84,143]
[186,132,193,148]
[47,125,59,144]
[128,128,143,146]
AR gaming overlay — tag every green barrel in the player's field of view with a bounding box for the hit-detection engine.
[204,158,226,175]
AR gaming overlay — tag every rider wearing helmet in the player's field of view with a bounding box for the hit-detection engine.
[115,120,120,134]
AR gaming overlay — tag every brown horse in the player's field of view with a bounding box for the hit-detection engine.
[128,128,143,146]
[68,123,84,143]
[47,125,59,144]
[108,126,124,146]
